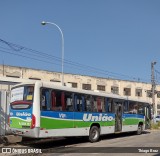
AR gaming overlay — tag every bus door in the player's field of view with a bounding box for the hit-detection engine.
[144,105,151,129]
[114,101,123,132]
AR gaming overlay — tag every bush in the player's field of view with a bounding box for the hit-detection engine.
[151,121,160,129]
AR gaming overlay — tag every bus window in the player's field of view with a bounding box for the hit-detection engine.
[129,101,138,114]
[137,102,144,115]
[90,96,95,112]
[90,96,99,112]
[97,97,105,112]
[75,94,89,112]
[123,101,129,113]
[51,90,73,111]
[107,98,114,113]
[75,94,83,112]
[41,88,51,110]
[101,97,105,112]
[24,86,34,101]
[51,90,62,111]
[85,95,91,112]
[97,97,102,112]
[51,91,56,110]
[61,92,65,110]
[65,92,73,111]
[84,95,102,112]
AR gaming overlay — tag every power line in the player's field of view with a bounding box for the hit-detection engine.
[0,38,150,82]
[0,47,119,78]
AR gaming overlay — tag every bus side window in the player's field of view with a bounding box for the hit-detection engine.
[61,92,65,111]
[97,97,102,112]
[90,96,99,112]
[65,92,73,111]
[105,98,109,112]
[93,96,97,112]
[51,90,74,111]
[137,102,144,115]
[51,91,56,110]
[41,88,51,110]
[66,97,73,111]
[75,94,84,112]
[41,95,46,109]
[123,101,129,113]
[101,97,105,112]
[85,95,91,112]
[51,90,62,111]
[129,101,138,114]
[96,97,105,112]
[107,98,114,113]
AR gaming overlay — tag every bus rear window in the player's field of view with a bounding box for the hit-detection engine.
[24,86,34,101]
[11,86,34,102]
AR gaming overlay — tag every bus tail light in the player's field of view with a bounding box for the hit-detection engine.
[8,116,10,126]
[31,114,36,129]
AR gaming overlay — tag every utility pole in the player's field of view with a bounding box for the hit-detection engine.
[151,61,157,117]
[2,59,4,76]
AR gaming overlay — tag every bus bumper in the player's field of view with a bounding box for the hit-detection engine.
[10,127,40,138]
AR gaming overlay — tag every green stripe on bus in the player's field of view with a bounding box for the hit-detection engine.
[123,118,144,125]
[10,117,31,128]
[10,117,144,129]
[40,117,115,129]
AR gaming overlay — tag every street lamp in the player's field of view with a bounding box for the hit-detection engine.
[41,21,64,86]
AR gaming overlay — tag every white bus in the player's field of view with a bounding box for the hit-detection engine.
[9,81,151,142]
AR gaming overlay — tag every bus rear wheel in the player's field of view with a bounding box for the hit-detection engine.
[89,126,100,143]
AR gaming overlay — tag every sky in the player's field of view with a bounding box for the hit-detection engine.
[0,0,160,83]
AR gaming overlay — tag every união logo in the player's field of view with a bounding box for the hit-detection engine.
[16,112,31,116]
[83,113,113,122]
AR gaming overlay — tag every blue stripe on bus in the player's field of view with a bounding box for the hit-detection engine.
[41,111,115,120]
[123,113,144,119]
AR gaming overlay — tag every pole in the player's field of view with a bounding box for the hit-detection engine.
[151,61,156,117]
[41,21,64,86]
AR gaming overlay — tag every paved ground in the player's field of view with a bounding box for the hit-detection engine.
[1,129,160,156]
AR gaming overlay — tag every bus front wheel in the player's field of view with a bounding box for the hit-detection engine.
[89,126,100,143]
[136,124,143,135]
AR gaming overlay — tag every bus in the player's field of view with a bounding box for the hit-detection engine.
[9,81,151,142]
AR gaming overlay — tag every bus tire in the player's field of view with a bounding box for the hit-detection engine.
[89,126,100,143]
[136,124,143,135]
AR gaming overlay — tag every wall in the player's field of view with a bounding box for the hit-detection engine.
[0,64,159,115]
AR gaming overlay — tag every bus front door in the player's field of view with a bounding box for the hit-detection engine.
[115,103,123,132]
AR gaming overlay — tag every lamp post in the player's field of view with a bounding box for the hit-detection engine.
[41,21,64,86]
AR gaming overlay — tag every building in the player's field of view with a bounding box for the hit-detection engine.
[0,64,160,115]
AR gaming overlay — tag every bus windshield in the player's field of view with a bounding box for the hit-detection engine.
[11,85,34,103]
